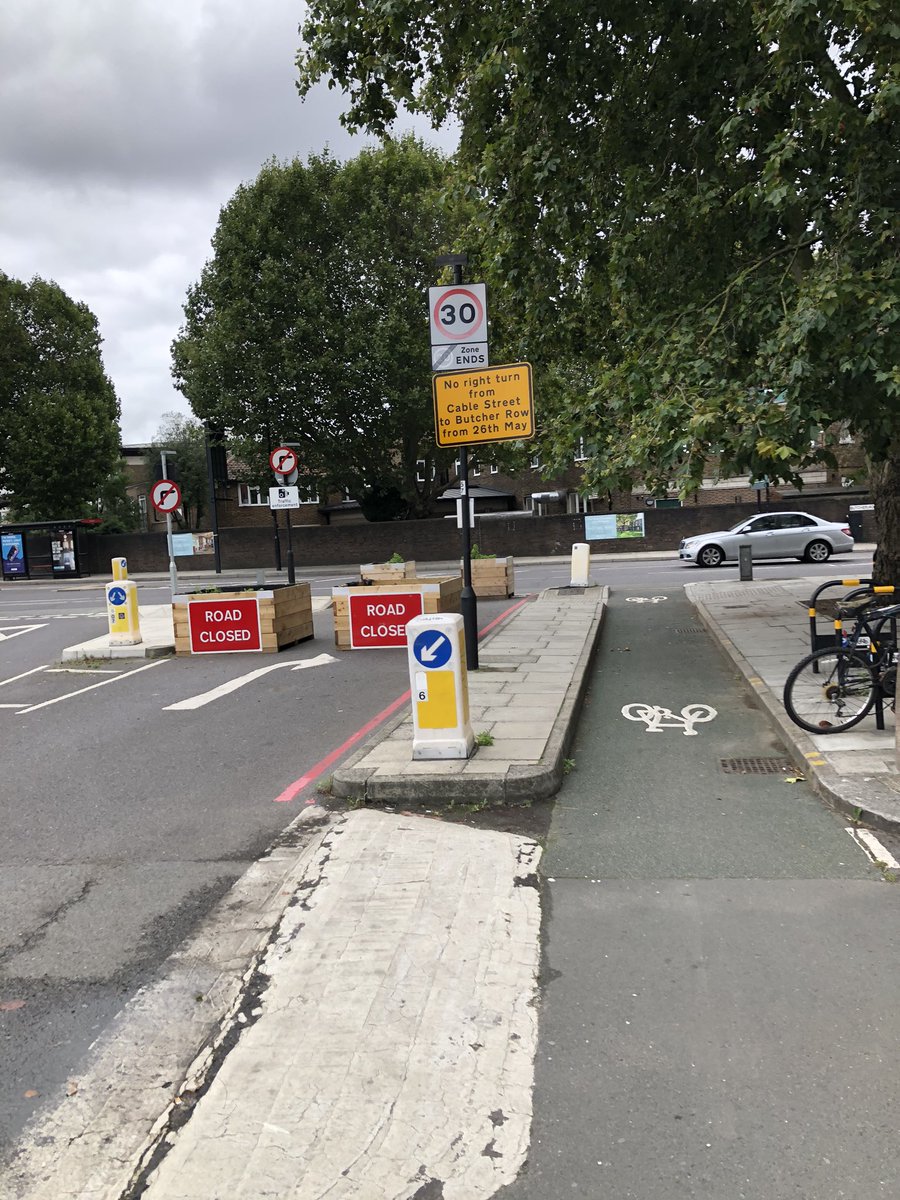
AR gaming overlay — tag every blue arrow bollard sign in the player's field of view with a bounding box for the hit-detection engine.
[412,630,452,669]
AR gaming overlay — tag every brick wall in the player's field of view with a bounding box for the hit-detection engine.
[81,496,872,575]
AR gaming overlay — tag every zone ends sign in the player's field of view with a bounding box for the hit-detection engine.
[432,363,534,447]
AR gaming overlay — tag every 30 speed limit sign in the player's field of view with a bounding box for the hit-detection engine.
[428,283,487,344]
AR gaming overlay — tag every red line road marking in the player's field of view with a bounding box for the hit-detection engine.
[272,596,533,804]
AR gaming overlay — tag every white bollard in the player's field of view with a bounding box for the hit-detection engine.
[570,542,592,587]
[406,613,475,760]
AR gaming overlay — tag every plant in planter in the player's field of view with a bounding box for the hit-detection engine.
[360,554,417,582]
[465,545,515,598]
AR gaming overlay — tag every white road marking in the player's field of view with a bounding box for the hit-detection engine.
[0,703,25,708]
[15,660,166,713]
[621,702,717,735]
[625,596,668,604]
[0,623,47,640]
[0,665,47,688]
[163,653,338,711]
[46,668,121,674]
[845,828,900,870]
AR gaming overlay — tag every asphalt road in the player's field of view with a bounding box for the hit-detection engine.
[0,548,881,1160]
[497,587,898,1200]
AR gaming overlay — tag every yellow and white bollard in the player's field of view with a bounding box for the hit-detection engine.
[111,557,128,581]
[106,580,142,646]
[406,613,474,760]
[570,542,592,587]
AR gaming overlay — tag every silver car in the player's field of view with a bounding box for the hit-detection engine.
[679,511,854,567]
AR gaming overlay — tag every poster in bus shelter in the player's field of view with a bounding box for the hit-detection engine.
[1,532,26,577]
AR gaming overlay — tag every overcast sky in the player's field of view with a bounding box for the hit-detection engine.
[0,0,456,445]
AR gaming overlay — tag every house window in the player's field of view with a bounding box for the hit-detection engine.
[574,438,588,462]
[490,464,499,475]
[568,493,596,514]
[472,459,482,477]
[238,484,267,506]
[529,454,541,470]
[417,459,435,483]
[296,484,319,504]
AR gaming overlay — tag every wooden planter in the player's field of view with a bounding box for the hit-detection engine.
[465,556,515,598]
[332,576,462,650]
[360,560,417,583]
[172,583,314,655]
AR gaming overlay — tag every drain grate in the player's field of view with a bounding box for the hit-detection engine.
[720,757,795,775]
[673,626,705,635]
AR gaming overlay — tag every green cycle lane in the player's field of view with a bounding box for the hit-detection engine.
[498,591,899,1200]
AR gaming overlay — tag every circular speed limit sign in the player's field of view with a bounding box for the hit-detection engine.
[428,283,487,344]
[150,479,182,513]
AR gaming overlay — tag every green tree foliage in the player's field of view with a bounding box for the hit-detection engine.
[172,137,469,520]
[150,412,209,530]
[298,1,900,575]
[0,271,122,521]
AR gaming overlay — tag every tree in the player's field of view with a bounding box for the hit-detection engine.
[172,137,470,520]
[298,2,900,574]
[149,412,209,530]
[0,271,122,520]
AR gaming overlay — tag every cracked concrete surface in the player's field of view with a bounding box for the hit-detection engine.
[137,810,542,1199]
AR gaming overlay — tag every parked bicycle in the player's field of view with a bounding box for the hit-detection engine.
[783,601,900,734]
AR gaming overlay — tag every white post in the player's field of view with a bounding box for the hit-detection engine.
[570,542,592,587]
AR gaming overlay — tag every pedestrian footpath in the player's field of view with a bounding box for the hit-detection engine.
[687,576,900,830]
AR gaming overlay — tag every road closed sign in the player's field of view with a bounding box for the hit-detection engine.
[188,597,262,653]
[348,591,424,649]
[432,362,534,447]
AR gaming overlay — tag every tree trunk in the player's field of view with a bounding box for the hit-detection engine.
[869,453,900,586]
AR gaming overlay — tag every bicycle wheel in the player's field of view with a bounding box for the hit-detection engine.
[783,648,877,734]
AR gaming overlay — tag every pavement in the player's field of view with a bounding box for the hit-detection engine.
[8,554,899,1199]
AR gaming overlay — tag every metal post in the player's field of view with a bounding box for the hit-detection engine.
[204,426,222,574]
[449,258,479,670]
[739,544,753,581]
[285,509,296,585]
[160,451,179,598]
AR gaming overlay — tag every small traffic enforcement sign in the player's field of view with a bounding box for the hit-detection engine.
[412,630,453,669]
[188,597,262,653]
[348,592,424,649]
[150,479,182,513]
[269,486,300,510]
[433,362,534,447]
[428,284,487,345]
[269,446,299,475]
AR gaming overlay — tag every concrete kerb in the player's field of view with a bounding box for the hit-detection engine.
[331,587,609,806]
[688,592,900,834]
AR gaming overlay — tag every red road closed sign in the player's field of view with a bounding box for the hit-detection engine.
[188,597,262,653]
[348,592,424,649]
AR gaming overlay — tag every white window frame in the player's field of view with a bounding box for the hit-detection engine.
[238,484,267,506]
[490,464,499,475]
[472,459,482,477]
[574,438,588,462]
[296,484,319,505]
[529,454,541,470]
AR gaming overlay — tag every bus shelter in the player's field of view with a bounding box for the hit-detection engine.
[1,520,95,581]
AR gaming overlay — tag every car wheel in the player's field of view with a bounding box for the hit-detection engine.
[697,545,724,568]
[804,539,831,563]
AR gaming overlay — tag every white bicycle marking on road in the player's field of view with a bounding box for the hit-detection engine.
[625,596,668,604]
[163,654,337,711]
[621,703,717,735]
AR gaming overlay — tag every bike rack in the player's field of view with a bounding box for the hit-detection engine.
[806,578,895,657]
